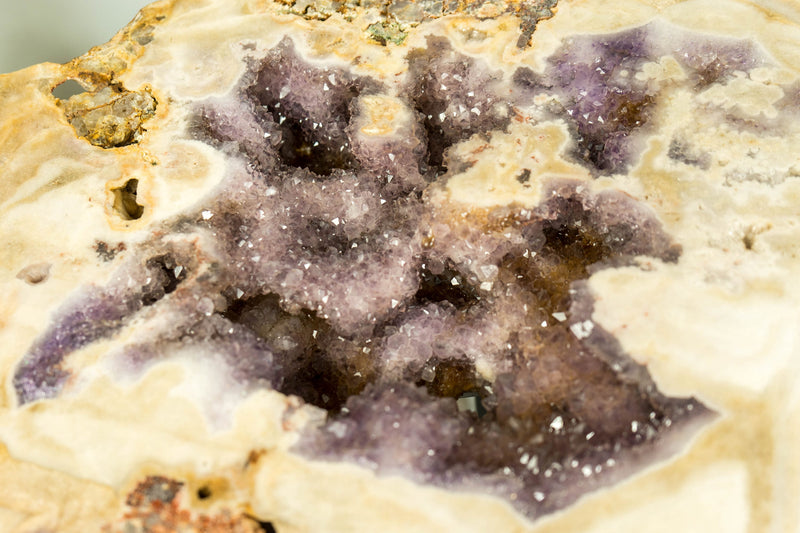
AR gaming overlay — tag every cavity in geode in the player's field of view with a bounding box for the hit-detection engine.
[15,17,766,520]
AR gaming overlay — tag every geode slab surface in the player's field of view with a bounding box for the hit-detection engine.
[1,0,799,531]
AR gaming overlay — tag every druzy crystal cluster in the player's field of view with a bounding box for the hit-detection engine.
[8,3,784,527]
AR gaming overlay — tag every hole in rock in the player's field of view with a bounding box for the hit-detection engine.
[255,520,278,533]
[51,79,86,100]
[414,263,479,309]
[542,221,611,267]
[418,113,449,176]
[280,351,372,412]
[112,179,144,220]
[196,486,212,500]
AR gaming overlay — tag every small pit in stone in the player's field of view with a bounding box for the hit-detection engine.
[274,118,354,175]
[16,263,51,285]
[112,179,144,220]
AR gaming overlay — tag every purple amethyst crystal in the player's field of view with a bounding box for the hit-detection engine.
[16,23,736,518]
[514,27,656,173]
[514,23,765,174]
[294,181,699,517]
[246,37,379,175]
[13,253,187,403]
[407,37,509,174]
[14,288,130,403]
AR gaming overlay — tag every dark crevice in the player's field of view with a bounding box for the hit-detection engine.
[525,227,607,310]
[408,79,456,177]
[300,218,354,255]
[541,223,612,266]
[247,38,368,176]
[270,112,356,176]
[279,350,370,411]
[255,520,278,533]
[143,254,186,305]
[414,262,479,309]
[417,106,450,175]
[406,39,510,177]
[223,293,375,412]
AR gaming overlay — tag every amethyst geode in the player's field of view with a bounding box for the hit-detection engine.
[14,18,772,520]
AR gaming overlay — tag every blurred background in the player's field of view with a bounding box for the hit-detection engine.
[0,1,153,75]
